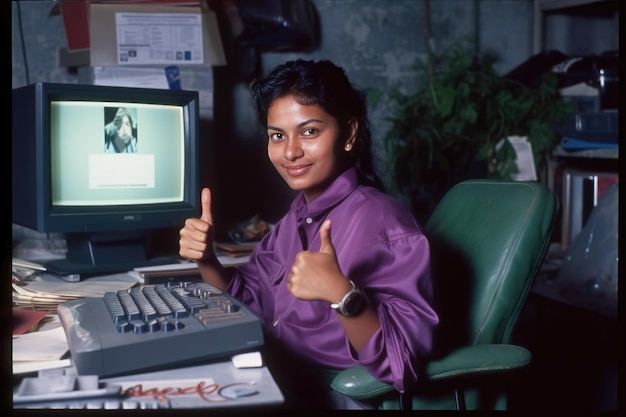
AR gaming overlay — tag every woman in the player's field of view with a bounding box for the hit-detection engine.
[179,59,438,409]
[104,107,137,153]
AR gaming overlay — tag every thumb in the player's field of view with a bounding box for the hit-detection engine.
[200,187,213,224]
[318,219,336,256]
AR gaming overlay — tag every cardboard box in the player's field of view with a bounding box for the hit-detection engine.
[60,0,203,51]
[59,1,226,67]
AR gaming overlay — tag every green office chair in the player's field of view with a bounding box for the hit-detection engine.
[331,179,559,410]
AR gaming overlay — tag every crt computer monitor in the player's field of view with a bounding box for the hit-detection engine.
[12,82,200,277]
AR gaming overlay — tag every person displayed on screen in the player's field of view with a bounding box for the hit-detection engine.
[178,60,438,409]
[104,107,137,153]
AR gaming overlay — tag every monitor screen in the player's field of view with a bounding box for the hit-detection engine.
[51,102,185,207]
[12,83,201,278]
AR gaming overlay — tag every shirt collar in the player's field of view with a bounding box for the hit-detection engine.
[291,167,359,220]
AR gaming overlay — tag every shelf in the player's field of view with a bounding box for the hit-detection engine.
[533,0,618,55]
[552,145,618,160]
[537,0,609,12]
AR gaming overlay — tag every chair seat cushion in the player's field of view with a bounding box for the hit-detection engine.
[331,344,531,398]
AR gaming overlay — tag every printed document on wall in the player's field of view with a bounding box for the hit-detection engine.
[115,12,204,65]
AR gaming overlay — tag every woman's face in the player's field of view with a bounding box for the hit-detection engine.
[266,95,356,202]
[117,115,132,144]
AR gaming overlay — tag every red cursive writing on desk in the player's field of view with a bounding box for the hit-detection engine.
[122,379,256,403]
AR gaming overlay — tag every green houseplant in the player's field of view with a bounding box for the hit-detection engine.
[383,37,574,221]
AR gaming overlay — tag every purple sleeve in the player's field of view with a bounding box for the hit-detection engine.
[225,222,283,326]
[348,233,436,392]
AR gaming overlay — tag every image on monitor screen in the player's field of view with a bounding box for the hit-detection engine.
[103,106,138,154]
[12,83,201,278]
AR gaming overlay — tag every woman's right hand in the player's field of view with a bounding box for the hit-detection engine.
[179,187,215,262]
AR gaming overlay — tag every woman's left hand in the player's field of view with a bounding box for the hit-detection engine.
[286,219,352,303]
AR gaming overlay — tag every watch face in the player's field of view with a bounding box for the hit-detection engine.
[342,291,363,316]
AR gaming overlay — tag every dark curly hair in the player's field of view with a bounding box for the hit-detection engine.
[249,59,384,191]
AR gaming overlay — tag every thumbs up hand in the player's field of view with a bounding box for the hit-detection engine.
[287,219,352,302]
[317,218,338,259]
[179,187,216,262]
[199,187,213,224]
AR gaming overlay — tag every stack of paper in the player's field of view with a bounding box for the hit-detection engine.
[12,272,140,312]
[133,255,249,284]
[13,325,72,375]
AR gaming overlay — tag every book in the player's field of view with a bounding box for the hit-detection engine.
[13,308,49,335]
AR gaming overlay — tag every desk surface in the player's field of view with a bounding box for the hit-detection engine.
[14,359,284,410]
[532,247,617,319]
[102,360,284,409]
[531,278,617,319]
[13,308,284,409]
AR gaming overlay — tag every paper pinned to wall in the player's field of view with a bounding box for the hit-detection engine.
[115,12,205,65]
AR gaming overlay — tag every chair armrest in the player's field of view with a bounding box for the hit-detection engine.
[425,344,531,380]
[331,344,531,399]
[330,365,396,399]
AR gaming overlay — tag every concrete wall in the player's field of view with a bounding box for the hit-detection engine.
[209,0,533,228]
[11,0,615,232]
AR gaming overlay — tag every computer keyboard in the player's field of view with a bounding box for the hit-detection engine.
[57,281,264,378]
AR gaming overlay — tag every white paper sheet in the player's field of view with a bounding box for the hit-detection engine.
[13,326,69,363]
[115,12,204,65]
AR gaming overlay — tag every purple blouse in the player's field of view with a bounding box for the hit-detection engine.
[226,167,438,392]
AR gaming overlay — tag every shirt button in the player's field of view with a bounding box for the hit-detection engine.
[272,320,279,327]
[306,217,313,224]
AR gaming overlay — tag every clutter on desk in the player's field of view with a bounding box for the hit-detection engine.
[13,326,69,363]
[133,260,201,282]
[133,254,249,284]
[12,257,47,284]
[15,359,285,409]
[12,325,71,376]
[13,308,49,335]
[12,272,140,312]
[100,361,285,408]
[557,183,618,317]
[134,269,203,286]
[227,214,273,244]
[13,367,134,409]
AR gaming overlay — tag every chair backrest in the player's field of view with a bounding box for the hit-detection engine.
[425,180,559,354]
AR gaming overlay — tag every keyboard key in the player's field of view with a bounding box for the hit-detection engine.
[104,400,121,409]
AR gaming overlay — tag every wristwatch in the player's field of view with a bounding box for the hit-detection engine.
[330,280,363,317]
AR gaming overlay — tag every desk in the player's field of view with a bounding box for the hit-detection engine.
[12,282,284,410]
[14,361,283,410]
[531,243,617,319]
[13,348,284,410]
[510,251,618,411]
[522,287,618,411]
[102,361,284,409]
